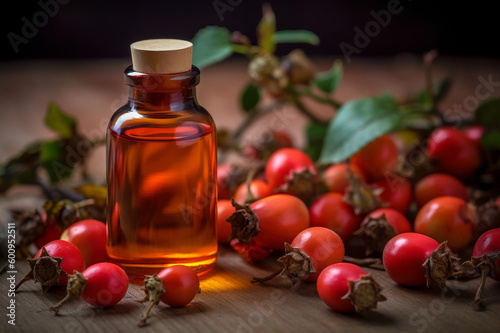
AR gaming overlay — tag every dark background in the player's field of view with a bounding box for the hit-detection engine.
[1,0,499,61]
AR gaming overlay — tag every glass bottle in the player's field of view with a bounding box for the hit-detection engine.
[106,39,217,281]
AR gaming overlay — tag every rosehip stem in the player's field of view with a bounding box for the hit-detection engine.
[286,91,325,125]
[244,168,258,204]
[473,265,490,309]
[231,102,286,142]
[423,49,438,110]
[139,301,156,327]
[137,274,164,327]
[75,198,96,209]
[50,292,74,315]
[14,274,32,292]
[50,271,87,315]
[343,256,385,271]
[250,268,282,284]
[298,87,342,109]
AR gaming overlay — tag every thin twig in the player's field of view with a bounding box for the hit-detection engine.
[423,49,438,110]
[343,256,385,270]
[299,87,342,109]
[251,269,282,284]
[231,101,287,142]
[472,265,489,310]
[286,92,327,124]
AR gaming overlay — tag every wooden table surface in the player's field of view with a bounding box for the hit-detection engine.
[1,56,500,332]
[2,245,500,333]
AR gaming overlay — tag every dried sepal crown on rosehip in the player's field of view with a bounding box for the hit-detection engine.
[137,274,165,327]
[226,199,260,245]
[461,228,500,309]
[251,242,316,290]
[15,247,67,293]
[342,274,387,314]
[11,209,45,259]
[423,241,461,290]
[354,213,398,256]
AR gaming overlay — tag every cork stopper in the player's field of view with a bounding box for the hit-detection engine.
[130,39,193,74]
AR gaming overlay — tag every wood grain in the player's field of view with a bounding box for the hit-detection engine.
[2,245,499,333]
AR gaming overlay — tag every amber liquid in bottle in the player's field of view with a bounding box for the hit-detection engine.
[106,65,217,281]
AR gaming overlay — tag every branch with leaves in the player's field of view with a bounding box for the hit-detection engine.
[0,102,105,196]
[191,4,500,170]
[191,4,343,160]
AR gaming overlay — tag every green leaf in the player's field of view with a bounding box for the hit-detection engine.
[481,130,500,149]
[319,94,402,164]
[274,30,320,46]
[74,184,107,208]
[0,142,41,192]
[257,4,276,54]
[39,140,72,183]
[475,98,500,128]
[192,26,234,69]
[305,122,328,161]
[39,140,62,165]
[44,102,76,138]
[313,60,343,94]
[240,82,260,112]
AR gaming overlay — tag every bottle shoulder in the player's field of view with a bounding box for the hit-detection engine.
[109,103,214,130]
[108,103,215,141]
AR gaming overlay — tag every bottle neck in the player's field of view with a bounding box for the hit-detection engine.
[128,87,197,111]
[124,65,200,111]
